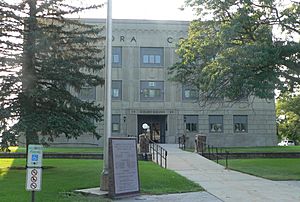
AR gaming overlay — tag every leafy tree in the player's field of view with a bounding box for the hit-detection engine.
[276,94,300,144]
[170,0,300,103]
[0,0,105,151]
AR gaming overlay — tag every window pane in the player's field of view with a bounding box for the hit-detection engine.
[184,90,191,98]
[112,80,122,100]
[112,114,120,133]
[149,82,155,87]
[112,89,119,97]
[112,123,120,132]
[140,81,164,101]
[155,55,161,64]
[79,86,96,101]
[149,55,155,63]
[141,47,164,67]
[184,115,198,132]
[209,115,223,133]
[143,55,149,63]
[182,85,198,100]
[113,55,119,63]
[112,47,122,67]
[233,115,248,133]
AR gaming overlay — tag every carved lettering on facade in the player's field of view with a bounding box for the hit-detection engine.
[111,35,184,44]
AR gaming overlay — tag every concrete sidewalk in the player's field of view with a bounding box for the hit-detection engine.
[161,144,300,202]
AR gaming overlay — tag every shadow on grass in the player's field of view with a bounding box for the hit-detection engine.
[0,159,203,202]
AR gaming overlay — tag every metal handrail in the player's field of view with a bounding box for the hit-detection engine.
[147,138,168,169]
[199,142,229,169]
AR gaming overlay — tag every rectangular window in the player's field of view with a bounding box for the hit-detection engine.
[78,85,96,101]
[112,47,122,67]
[112,80,122,100]
[209,115,223,133]
[233,115,248,133]
[182,85,199,100]
[112,114,120,133]
[184,115,198,132]
[140,81,164,101]
[140,47,164,67]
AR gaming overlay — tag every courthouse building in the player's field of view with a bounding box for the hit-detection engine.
[53,19,277,147]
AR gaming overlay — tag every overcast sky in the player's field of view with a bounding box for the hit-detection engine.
[78,0,196,21]
[7,0,196,21]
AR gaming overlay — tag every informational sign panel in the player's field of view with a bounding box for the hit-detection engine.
[108,137,140,198]
[26,168,42,191]
[27,145,43,168]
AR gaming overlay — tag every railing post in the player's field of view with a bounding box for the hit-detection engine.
[216,147,219,164]
[208,145,210,159]
[160,147,163,167]
[156,144,159,164]
[152,143,154,161]
[225,151,229,169]
[165,151,167,169]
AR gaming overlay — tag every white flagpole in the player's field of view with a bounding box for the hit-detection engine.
[101,0,112,191]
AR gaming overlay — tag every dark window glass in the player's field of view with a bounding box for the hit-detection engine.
[140,81,164,101]
[112,47,122,67]
[233,115,248,133]
[112,80,122,100]
[184,115,198,132]
[112,114,120,133]
[140,47,164,67]
[78,85,96,101]
[209,115,223,133]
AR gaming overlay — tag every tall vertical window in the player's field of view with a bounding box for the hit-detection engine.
[233,115,248,133]
[112,114,120,133]
[112,47,122,67]
[140,81,164,101]
[112,80,122,100]
[184,115,198,132]
[182,85,199,100]
[140,47,164,67]
[209,115,223,133]
[78,85,96,101]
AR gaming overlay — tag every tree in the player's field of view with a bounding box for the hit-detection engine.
[276,94,300,144]
[169,0,300,103]
[0,0,105,151]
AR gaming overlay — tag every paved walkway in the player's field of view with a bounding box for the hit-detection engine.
[160,144,300,202]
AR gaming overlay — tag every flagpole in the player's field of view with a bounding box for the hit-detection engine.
[101,0,112,191]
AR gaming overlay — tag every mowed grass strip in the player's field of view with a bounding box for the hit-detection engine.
[4,146,103,153]
[220,158,300,180]
[219,146,300,153]
[0,159,202,202]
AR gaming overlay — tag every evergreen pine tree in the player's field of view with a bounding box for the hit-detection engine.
[0,0,105,151]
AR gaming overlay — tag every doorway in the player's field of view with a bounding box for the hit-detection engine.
[138,115,167,143]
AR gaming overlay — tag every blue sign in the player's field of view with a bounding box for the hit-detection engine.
[27,145,43,168]
[31,154,38,162]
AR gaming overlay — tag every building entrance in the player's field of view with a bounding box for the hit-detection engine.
[138,115,167,143]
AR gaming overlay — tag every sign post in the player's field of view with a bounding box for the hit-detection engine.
[26,145,43,202]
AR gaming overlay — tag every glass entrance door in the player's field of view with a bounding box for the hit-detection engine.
[138,115,167,143]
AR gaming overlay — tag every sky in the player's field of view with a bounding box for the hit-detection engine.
[7,0,196,21]
[78,0,196,21]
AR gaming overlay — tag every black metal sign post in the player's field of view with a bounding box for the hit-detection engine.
[26,145,43,202]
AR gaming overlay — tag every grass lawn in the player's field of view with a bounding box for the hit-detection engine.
[219,158,300,180]
[219,146,300,153]
[0,159,202,202]
[4,146,103,153]
[184,146,300,153]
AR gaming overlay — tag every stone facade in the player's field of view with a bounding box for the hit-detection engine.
[46,19,277,147]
